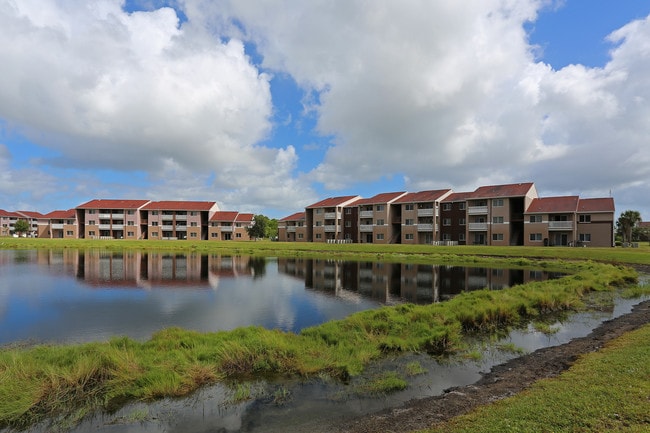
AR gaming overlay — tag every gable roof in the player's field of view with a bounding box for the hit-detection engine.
[235,213,254,222]
[44,209,77,219]
[307,195,361,208]
[0,209,22,218]
[77,199,151,209]
[441,191,474,202]
[526,196,579,214]
[470,182,536,199]
[16,210,45,219]
[577,197,615,213]
[355,192,407,206]
[209,211,240,222]
[394,189,452,204]
[279,212,306,222]
[141,201,218,211]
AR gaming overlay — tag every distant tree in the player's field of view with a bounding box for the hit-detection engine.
[13,219,30,237]
[265,218,278,240]
[616,210,642,243]
[246,215,269,239]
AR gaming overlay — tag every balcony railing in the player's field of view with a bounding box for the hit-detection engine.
[468,222,488,231]
[324,225,337,232]
[359,210,373,218]
[161,225,174,230]
[111,213,124,218]
[417,208,434,217]
[286,226,296,232]
[175,215,187,221]
[51,223,64,229]
[417,223,434,232]
[549,221,573,230]
[220,226,233,232]
[468,206,488,215]
[175,226,187,231]
[98,213,111,219]
[111,224,124,230]
[98,224,111,230]
[359,224,373,232]
[324,212,340,219]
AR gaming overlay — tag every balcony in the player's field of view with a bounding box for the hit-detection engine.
[98,213,111,219]
[111,213,124,218]
[220,226,233,232]
[175,214,187,221]
[324,225,337,232]
[111,224,124,230]
[161,225,174,231]
[417,223,434,232]
[161,214,174,220]
[417,208,434,217]
[468,222,488,231]
[98,224,111,230]
[287,226,296,232]
[51,223,64,229]
[468,206,488,215]
[324,211,340,219]
[359,210,373,218]
[359,224,374,232]
[549,221,573,230]
[175,225,187,231]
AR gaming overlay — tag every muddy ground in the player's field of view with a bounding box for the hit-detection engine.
[333,298,650,433]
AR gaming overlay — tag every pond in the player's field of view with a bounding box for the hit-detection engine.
[0,249,563,345]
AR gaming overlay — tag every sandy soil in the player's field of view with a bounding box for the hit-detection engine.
[333,298,650,433]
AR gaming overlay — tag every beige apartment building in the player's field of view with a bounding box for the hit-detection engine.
[305,196,361,242]
[208,211,255,241]
[0,209,21,237]
[277,211,306,242]
[142,201,219,241]
[44,209,78,239]
[76,199,151,240]
[356,192,407,244]
[393,189,452,244]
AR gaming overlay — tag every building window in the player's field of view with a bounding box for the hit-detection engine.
[152,221,158,226]
[405,219,414,225]
[579,233,591,242]
[443,218,451,226]
[191,222,198,227]
[459,203,466,210]
[190,232,197,238]
[459,218,466,225]
[459,233,466,241]
[88,220,96,225]
[376,233,384,240]
[492,233,504,241]
[298,234,303,239]
[530,215,542,223]
[442,203,452,211]
[127,221,134,226]
[316,209,322,214]
[376,205,384,211]
[151,232,158,237]
[190,212,197,216]
[316,234,322,239]
[405,204,414,211]
[442,233,451,241]
[579,215,591,223]
[127,210,134,215]
[345,220,351,227]
[493,199,504,207]
[376,219,384,225]
[211,233,217,238]
[89,231,96,236]
[530,233,542,241]
[66,231,73,236]
[316,221,322,227]
[405,233,414,240]
[493,216,504,224]
[236,233,242,238]
[152,211,158,215]
[127,231,134,237]
[345,208,352,214]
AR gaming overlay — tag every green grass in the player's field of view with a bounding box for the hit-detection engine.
[0,240,648,430]
[422,323,650,433]
[354,371,408,395]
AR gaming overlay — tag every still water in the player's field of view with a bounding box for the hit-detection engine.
[0,249,562,345]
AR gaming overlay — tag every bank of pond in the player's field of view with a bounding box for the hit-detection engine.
[0,249,645,431]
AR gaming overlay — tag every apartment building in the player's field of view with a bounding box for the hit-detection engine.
[277,211,307,242]
[141,201,219,241]
[393,189,452,244]
[464,182,538,246]
[576,198,615,247]
[44,209,78,239]
[16,211,47,238]
[356,192,407,244]
[0,209,20,237]
[440,191,474,245]
[76,199,151,239]
[305,196,361,242]
[208,211,254,241]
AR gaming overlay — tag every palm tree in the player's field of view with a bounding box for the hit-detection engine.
[616,210,642,243]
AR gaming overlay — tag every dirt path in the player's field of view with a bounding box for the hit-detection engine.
[333,299,650,433]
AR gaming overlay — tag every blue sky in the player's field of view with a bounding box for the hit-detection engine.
[1,0,649,220]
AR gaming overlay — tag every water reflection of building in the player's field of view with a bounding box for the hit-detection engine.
[32,250,256,289]
[277,258,560,304]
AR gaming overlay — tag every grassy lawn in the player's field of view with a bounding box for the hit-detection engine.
[0,238,648,431]
[423,322,650,433]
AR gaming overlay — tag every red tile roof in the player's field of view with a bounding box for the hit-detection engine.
[235,213,254,222]
[77,199,150,209]
[470,182,536,199]
[441,191,474,202]
[355,192,407,205]
[141,201,218,211]
[394,189,452,204]
[16,210,45,219]
[0,209,22,218]
[279,212,306,222]
[307,195,361,208]
[526,196,579,214]
[577,197,615,213]
[44,209,77,219]
[209,211,240,222]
